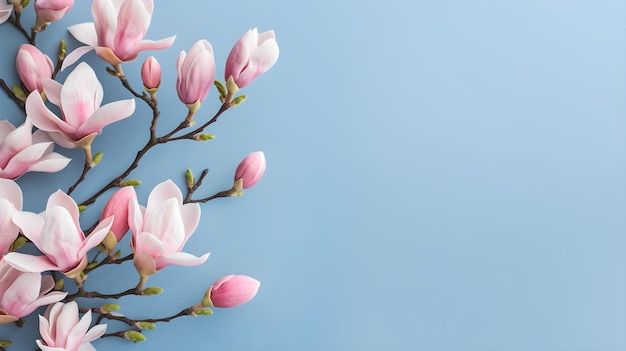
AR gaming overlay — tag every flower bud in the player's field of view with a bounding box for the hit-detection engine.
[201,275,260,308]
[100,187,136,242]
[124,330,146,343]
[16,44,53,94]
[176,40,215,105]
[34,0,74,31]
[234,151,266,189]
[141,56,161,91]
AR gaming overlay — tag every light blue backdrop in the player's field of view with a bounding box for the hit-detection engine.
[1,0,625,350]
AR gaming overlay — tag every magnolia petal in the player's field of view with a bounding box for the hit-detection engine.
[82,323,107,343]
[38,315,54,346]
[181,202,200,241]
[225,29,256,82]
[78,216,112,258]
[92,0,118,48]
[113,0,151,60]
[64,310,92,351]
[0,178,23,209]
[25,151,71,174]
[42,79,63,106]
[0,120,16,140]
[67,23,98,46]
[146,180,183,209]
[61,45,95,71]
[0,4,12,24]
[54,302,80,347]
[236,37,279,87]
[3,253,58,273]
[12,211,44,244]
[130,36,176,60]
[94,46,122,66]
[3,142,54,179]
[128,196,144,237]
[156,251,210,270]
[76,98,135,136]
[46,191,81,234]
[24,291,66,318]
[60,63,103,127]
[25,92,75,136]
[38,206,83,270]
[134,232,165,258]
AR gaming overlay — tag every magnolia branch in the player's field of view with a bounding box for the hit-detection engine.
[77,75,230,207]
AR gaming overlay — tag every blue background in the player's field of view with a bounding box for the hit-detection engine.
[1,0,626,350]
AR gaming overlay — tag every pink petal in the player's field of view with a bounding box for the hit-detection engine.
[65,310,92,351]
[46,191,80,233]
[236,35,279,87]
[144,199,185,252]
[0,120,16,140]
[12,211,44,244]
[134,232,164,257]
[61,46,95,71]
[38,206,83,269]
[156,251,209,270]
[82,323,107,343]
[2,142,54,179]
[181,202,200,241]
[146,180,183,209]
[68,23,98,46]
[42,79,63,106]
[225,29,256,82]
[0,178,23,209]
[25,92,75,136]
[79,216,112,258]
[24,151,71,174]
[113,0,151,60]
[76,98,135,136]
[3,253,59,273]
[60,63,103,128]
[54,302,79,347]
[129,36,176,60]
[91,0,117,48]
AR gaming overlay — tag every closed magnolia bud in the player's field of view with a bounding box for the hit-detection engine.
[34,0,73,30]
[202,275,260,308]
[100,187,136,241]
[234,151,266,189]
[141,56,161,91]
[16,44,53,93]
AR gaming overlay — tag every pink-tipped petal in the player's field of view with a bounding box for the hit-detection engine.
[25,92,74,136]
[60,63,103,127]
[3,253,58,273]
[76,98,135,135]
[156,251,209,270]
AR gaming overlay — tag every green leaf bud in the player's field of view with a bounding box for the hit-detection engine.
[9,235,27,252]
[137,321,156,330]
[193,308,213,316]
[11,86,26,101]
[101,304,121,313]
[0,340,12,347]
[232,95,247,106]
[92,152,103,166]
[141,287,164,296]
[78,205,87,212]
[124,331,146,343]
[196,133,215,141]
[186,169,194,187]
[58,40,66,59]
[214,80,226,97]
[121,179,141,186]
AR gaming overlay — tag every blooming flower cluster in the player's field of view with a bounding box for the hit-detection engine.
[0,0,278,349]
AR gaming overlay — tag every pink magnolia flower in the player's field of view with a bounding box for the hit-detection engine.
[129,180,209,282]
[0,260,66,324]
[225,28,279,89]
[235,151,266,189]
[0,3,12,24]
[0,179,22,256]
[0,119,70,180]
[4,190,113,277]
[37,301,107,351]
[34,0,74,30]
[202,275,260,308]
[64,0,175,69]
[25,62,135,150]
[176,40,215,105]
[100,186,136,242]
[16,44,54,93]
[141,56,161,90]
